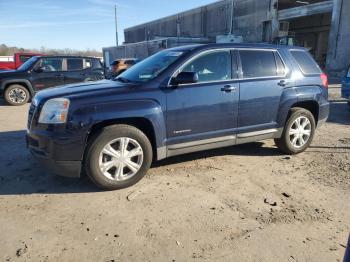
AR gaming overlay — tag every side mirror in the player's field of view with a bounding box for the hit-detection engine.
[34,66,44,73]
[171,71,198,85]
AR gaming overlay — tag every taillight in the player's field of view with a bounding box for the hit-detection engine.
[320,73,328,88]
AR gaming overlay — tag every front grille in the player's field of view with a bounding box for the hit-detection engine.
[27,103,36,129]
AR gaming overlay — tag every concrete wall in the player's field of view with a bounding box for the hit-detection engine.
[326,0,350,76]
[124,0,273,44]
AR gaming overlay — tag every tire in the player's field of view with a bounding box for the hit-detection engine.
[4,84,30,106]
[85,124,153,190]
[275,107,316,154]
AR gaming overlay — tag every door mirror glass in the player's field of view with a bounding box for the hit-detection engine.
[172,71,199,85]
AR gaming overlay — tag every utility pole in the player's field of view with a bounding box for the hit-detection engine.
[115,3,119,46]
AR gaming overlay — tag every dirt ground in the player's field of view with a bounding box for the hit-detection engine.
[0,87,349,262]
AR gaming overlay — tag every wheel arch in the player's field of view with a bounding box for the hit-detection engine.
[1,79,35,97]
[85,117,158,161]
[289,100,319,125]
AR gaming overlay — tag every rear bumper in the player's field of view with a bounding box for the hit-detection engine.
[26,132,82,178]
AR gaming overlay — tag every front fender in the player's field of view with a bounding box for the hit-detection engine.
[69,99,166,158]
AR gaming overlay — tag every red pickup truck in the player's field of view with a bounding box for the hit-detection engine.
[0,53,42,70]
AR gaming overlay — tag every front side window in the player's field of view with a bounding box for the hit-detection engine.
[67,58,84,71]
[240,50,278,78]
[117,50,187,83]
[180,50,232,83]
[37,58,63,72]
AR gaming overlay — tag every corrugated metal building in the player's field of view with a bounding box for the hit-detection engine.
[103,0,349,77]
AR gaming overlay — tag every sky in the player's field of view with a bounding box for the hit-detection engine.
[0,0,217,51]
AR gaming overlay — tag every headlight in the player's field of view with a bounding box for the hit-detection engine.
[38,98,70,124]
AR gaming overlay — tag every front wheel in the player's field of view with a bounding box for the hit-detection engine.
[85,124,153,190]
[4,84,30,106]
[275,107,316,154]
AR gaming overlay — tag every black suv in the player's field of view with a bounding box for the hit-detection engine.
[0,56,104,106]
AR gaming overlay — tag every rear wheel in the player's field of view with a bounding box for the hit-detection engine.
[85,124,153,190]
[4,84,30,106]
[275,107,316,154]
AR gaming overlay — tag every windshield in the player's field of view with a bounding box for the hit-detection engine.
[17,56,40,71]
[116,50,186,83]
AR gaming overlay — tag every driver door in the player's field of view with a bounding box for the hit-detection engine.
[30,57,65,90]
[166,49,239,151]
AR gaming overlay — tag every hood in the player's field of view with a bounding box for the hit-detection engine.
[0,69,25,78]
[34,79,137,103]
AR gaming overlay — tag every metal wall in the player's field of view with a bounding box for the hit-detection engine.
[326,0,350,76]
[124,0,273,44]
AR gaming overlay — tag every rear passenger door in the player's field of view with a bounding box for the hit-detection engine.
[63,58,88,85]
[237,49,289,135]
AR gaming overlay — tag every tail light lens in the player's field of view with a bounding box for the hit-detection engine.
[320,73,328,88]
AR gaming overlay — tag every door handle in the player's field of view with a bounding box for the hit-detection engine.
[278,80,288,87]
[221,85,237,92]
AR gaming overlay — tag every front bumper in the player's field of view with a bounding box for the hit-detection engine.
[26,132,82,178]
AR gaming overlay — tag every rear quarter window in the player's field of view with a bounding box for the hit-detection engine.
[290,50,321,75]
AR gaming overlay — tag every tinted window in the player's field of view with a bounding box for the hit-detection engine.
[290,50,321,75]
[67,58,83,71]
[92,59,103,69]
[38,58,63,72]
[181,50,232,82]
[275,52,286,77]
[240,50,277,78]
[125,60,136,65]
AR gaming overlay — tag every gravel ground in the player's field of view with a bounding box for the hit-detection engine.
[0,88,349,262]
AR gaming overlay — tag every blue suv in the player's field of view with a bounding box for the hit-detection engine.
[26,44,329,190]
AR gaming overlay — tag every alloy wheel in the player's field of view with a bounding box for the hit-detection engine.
[8,88,27,104]
[98,137,144,181]
[288,116,312,148]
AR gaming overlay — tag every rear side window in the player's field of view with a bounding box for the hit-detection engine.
[67,58,83,71]
[275,53,286,77]
[290,50,321,75]
[240,50,278,78]
[92,59,103,69]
